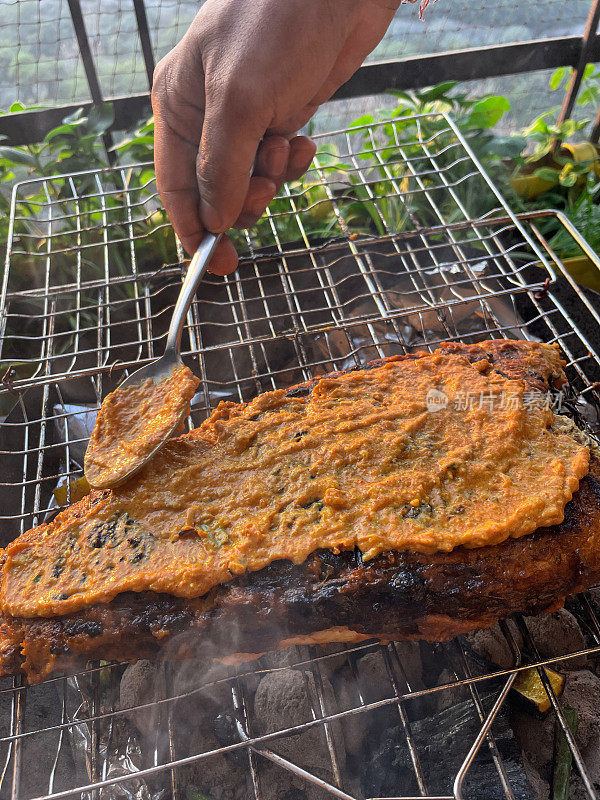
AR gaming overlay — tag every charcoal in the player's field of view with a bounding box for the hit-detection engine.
[511,703,555,779]
[463,624,515,670]
[253,668,345,778]
[184,726,250,800]
[119,659,166,735]
[522,610,587,670]
[213,712,247,768]
[361,690,537,799]
[561,669,600,784]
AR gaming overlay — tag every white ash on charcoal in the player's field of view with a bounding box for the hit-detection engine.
[523,610,588,670]
[521,755,551,800]
[463,624,516,670]
[348,645,423,702]
[332,672,367,762]
[171,658,238,728]
[255,645,305,671]
[253,668,345,785]
[569,774,600,800]
[561,670,600,785]
[257,762,350,800]
[465,611,587,673]
[333,650,394,760]
[119,659,167,736]
[255,642,350,677]
[434,668,471,713]
[391,641,424,691]
[349,650,394,703]
[310,642,353,674]
[361,689,539,800]
[332,644,425,759]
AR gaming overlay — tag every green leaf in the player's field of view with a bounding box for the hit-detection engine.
[199,524,228,549]
[0,146,36,166]
[558,119,589,138]
[87,102,114,135]
[534,167,561,182]
[112,134,154,151]
[550,67,568,91]
[387,90,415,105]
[467,96,511,129]
[349,113,374,128]
[558,163,578,187]
[417,81,458,103]
[485,135,526,160]
[9,102,26,113]
[521,110,556,137]
[583,63,596,80]
[559,172,578,188]
[45,127,77,142]
[577,87,599,107]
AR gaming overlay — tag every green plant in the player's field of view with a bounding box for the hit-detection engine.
[329,82,515,232]
[0,103,178,380]
[509,65,600,194]
[1,103,176,280]
[1,65,599,374]
[546,181,600,259]
[502,67,600,269]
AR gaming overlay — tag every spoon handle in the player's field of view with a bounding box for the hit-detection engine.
[165,232,223,354]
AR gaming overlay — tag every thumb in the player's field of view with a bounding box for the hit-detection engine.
[197,88,270,233]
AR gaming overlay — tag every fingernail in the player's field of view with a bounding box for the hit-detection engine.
[200,198,224,233]
[266,145,288,177]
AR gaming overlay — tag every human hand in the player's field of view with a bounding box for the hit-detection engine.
[152,0,399,273]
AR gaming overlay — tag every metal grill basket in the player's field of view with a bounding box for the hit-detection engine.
[1,114,600,800]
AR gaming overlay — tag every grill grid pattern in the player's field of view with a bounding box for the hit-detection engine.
[0,115,600,799]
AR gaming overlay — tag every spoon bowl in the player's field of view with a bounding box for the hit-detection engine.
[84,232,222,489]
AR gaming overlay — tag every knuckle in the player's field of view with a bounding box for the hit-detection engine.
[151,55,173,108]
[207,72,255,114]
[196,156,220,192]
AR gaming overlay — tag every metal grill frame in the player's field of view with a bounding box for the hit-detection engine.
[1,114,600,800]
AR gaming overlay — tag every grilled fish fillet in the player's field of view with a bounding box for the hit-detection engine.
[0,339,598,683]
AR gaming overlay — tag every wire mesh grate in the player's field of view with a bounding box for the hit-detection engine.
[1,115,600,800]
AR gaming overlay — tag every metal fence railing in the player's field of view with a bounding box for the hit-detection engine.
[0,0,599,146]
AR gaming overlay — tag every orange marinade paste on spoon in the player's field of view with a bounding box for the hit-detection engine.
[84,364,200,488]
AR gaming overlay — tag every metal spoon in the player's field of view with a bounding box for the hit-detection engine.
[84,232,222,489]
[124,231,222,385]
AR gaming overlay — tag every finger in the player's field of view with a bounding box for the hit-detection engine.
[254,135,290,184]
[160,187,203,255]
[284,136,317,182]
[197,86,270,233]
[232,175,278,229]
[153,113,205,253]
[161,187,237,272]
[206,235,239,276]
